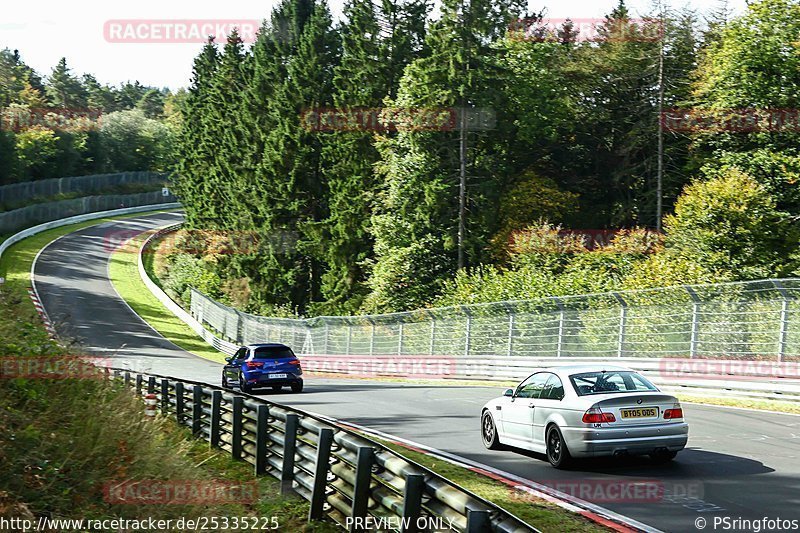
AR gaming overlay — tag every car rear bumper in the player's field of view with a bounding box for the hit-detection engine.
[562,422,688,458]
[245,373,303,387]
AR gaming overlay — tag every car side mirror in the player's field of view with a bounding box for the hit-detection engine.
[224,356,233,363]
[503,388,514,397]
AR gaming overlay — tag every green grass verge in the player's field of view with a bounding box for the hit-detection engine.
[0,211,334,531]
[369,437,610,533]
[677,394,800,415]
[107,230,227,364]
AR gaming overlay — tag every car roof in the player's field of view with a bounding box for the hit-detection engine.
[540,364,635,376]
[246,343,291,349]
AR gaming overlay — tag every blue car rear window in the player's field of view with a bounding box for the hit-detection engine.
[252,347,294,359]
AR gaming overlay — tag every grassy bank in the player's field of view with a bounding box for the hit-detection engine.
[372,437,608,533]
[0,214,331,531]
[107,230,226,363]
[677,394,800,415]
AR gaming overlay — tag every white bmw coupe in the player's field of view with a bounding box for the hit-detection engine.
[481,365,688,468]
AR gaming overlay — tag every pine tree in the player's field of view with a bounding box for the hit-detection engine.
[0,49,45,107]
[204,29,251,230]
[366,0,523,311]
[314,0,428,314]
[45,58,88,108]
[82,74,117,112]
[114,81,149,110]
[137,89,166,118]
[240,0,340,313]
[173,39,220,228]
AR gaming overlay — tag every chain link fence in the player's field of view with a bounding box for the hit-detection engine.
[0,171,168,206]
[189,279,800,363]
[0,190,177,234]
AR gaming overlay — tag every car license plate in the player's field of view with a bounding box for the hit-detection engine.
[268,374,288,379]
[620,407,658,419]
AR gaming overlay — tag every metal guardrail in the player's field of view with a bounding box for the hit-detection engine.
[0,190,178,234]
[111,367,537,533]
[0,203,180,270]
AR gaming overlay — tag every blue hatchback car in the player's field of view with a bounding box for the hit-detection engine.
[222,343,303,393]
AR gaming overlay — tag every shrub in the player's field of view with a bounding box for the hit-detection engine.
[15,126,59,180]
[491,172,579,258]
[663,169,798,280]
[162,253,222,304]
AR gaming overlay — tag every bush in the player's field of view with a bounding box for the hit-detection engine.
[14,126,60,180]
[701,149,800,212]
[436,228,660,306]
[98,109,174,172]
[362,233,453,313]
[491,172,579,259]
[508,222,587,270]
[663,169,798,280]
[162,253,222,304]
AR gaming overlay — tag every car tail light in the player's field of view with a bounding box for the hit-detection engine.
[582,408,616,424]
[246,361,264,369]
[664,404,683,419]
[288,359,301,365]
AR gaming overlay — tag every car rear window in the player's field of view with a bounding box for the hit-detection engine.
[252,347,294,359]
[569,371,658,396]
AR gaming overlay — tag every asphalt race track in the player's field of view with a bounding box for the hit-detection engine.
[32,212,800,532]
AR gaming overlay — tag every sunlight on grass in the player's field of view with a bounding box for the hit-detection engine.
[370,436,610,533]
[107,231,227,364]
[678,394,800,415]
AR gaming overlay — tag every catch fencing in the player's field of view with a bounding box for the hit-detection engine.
[189,280,800,364]
[0,171,168,206]
[113,368,536,533]
[0,190,176,234]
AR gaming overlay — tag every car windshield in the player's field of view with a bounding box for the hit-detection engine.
[569,371,658,396]
[252,347,294,359]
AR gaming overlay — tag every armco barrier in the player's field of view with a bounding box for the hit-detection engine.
[137,224,238,356]
[0,190,177,234]
[0,203,180,269]
[110,367,538,533]
[138,224,800,402]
